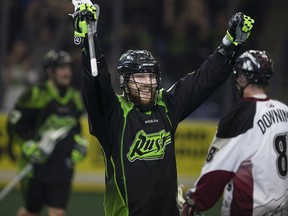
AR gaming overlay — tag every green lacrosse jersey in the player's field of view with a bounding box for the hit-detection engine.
[7,80,84,182]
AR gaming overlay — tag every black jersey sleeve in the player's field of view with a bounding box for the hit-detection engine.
[81,36,121,141]
[165,50,234,124]
[7,87,40,144]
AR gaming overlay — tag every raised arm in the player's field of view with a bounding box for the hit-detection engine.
[166,12,254,123]
[72,3,121,139]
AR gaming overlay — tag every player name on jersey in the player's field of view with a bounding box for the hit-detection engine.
[257,108,288,134]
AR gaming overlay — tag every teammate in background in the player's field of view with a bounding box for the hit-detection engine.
[182,50,288,216]
[71,2,254,215]
[7,50,89,216]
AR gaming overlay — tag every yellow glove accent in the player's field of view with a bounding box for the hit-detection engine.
[242,15,254,33]
[74,20,88,38]
[79,4,97,20]
[226,31,238,46]
[73,4,97,38]
[71,134,89,163]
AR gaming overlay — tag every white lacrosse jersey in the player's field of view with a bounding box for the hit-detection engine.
[193,95,288,216]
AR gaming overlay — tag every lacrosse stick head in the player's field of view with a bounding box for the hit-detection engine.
[38,127,70,155]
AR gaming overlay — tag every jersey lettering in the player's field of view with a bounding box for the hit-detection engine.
[127,130,171,162]
[206,146,218,162]
[257,109,288,134]
[273,133,288,178]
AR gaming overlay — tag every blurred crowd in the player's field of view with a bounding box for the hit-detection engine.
[1,0,287,118]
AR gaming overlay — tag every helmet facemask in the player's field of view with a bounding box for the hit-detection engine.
[43,50,73,94]
[123,72,160,110]
[117,50,161,111]
[232,70,250,98]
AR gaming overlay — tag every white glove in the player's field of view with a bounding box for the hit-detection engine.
[178,185,186,209]
[181,188,205,216]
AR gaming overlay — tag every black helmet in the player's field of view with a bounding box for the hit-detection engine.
[43,49,72,71]
[117,50,161,87]
[233,50,274,86]
[117,50,161,110]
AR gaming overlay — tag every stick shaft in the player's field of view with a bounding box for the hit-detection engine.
[87,21,98,77]
[0,164,33,201]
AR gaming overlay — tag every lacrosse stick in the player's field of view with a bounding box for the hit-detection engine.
[72,0,100,77]
[0,127,70,202]
[0,163,32,202]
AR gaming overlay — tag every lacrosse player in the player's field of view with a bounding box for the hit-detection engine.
[182,50,288,216]
[71,1,254,215]
[7,49,89,216]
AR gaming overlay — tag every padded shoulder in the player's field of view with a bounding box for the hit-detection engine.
[216,100,256,138]
[16,84,48,108]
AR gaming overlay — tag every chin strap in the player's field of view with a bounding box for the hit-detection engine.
[237,82,249,99]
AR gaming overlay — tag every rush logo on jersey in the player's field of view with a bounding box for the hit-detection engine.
[127,130,171,162]
[39,114,77,136]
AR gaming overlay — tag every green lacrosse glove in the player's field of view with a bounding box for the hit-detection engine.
[71,134,89,163]
[218,12,254,64]
[223,12,254,46]
[72,4,97,39]
[22,140,47,164]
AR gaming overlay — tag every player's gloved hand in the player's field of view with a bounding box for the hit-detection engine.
[71,134,89,163]
[218,12,254,63]
[72,3,97,39]
[181,188,204,216]
[22,140,48,164]
[223,12,254,46]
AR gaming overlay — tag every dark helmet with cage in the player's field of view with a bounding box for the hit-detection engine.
[117,50,161,110]
[42,49,73,90]
[42,49,72,72]
[233,50,274,86]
